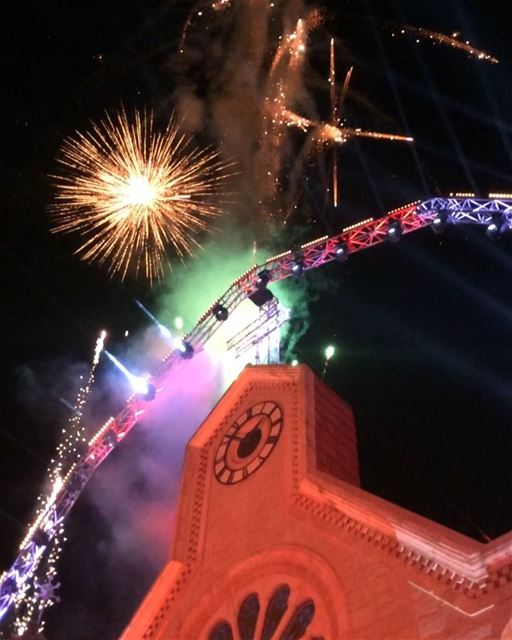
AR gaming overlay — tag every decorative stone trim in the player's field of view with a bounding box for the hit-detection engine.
[293,493,512,599]
[142,566,192,639]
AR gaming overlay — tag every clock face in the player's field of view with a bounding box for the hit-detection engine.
[214,401,283,484]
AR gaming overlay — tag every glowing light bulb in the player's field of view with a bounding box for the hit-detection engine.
[325,345,335,360]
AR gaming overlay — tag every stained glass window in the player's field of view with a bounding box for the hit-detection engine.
[208,584,317,640]
[237,592,260,640]
[281,600,315,640]
[209,620,234,640]
[261,584,290,640]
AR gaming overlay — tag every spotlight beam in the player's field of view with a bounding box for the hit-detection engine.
[105,351,150,395]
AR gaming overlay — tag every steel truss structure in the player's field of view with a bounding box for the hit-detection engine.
[2,196,511,628]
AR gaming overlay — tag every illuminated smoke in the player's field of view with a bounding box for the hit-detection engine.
[173,1,412,225]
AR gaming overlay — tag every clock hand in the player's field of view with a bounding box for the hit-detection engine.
[233,417,265,441]
[254,416,266,431]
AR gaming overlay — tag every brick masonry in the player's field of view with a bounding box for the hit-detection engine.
[121,365,512,640]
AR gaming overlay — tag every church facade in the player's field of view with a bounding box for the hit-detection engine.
[121,365,512,639]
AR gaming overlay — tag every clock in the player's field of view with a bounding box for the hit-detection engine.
[214,401,283,484]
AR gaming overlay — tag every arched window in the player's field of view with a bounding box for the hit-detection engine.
[208,583,317,640]
[281,600,315,640]
[237,593,260,640]
[262,584,290,640]
[209,620,234,640]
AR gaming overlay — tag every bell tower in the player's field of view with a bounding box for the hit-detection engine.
[121,364,512,640]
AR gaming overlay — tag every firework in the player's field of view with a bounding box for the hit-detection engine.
[179,0,233,53]
[287,18,307,69]
[318,125,413,145]
[279,109,413,146]
[175,2,412,221]
[261,11,412,217]
[50,109,231,282]
[392,25,499,64]
[329,40,354,208]
[329,38,338,207]
[10,330,107,636]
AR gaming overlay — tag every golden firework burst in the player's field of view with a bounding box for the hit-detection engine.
[50,108,231,282]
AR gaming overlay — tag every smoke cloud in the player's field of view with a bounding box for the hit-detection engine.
[169,0,328,225]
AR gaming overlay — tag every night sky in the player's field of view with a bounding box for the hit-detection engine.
[2,1,512,638]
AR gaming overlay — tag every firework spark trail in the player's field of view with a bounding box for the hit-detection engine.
[176,4,495,227]
[50,109,232,282]
[175,1,412,224]
[265,11,412,215]
[258,9,324,217]
[280,109,413,144]
[282,112,413,221]
[330,38,338,207]
[392,25,499,64]
[179,0,233,53]
[330,37,354,209]
[329,38,337,122]
[176,1,319,222]
[316,124,413,145]
[337,66,353,116]
[11,331,107,636]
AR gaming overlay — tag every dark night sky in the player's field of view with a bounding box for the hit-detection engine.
[1,1,512,638]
